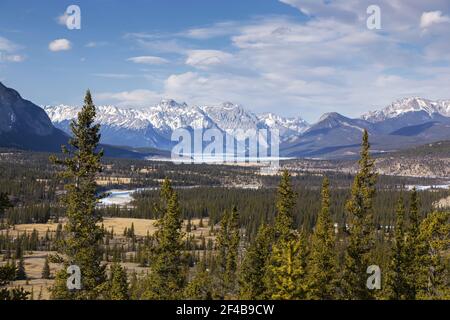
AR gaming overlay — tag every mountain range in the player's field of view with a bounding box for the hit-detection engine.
[44,96,450,158]
[43,101,310,150]
[2,80,450,159]
[0,82,163,158]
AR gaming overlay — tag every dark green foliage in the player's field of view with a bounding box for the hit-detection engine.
[49,90,106,299]
[307,177,337,299]
[341,130,377,300]
[41,255,51,279]
[142,178,186,299]
[239,223,273,299]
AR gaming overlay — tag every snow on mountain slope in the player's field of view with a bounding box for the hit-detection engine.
[257,113,309,138]
[362,97,450,122]
[43,100,310,149]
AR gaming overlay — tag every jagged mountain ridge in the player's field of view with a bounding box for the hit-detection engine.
[44,100,310,149]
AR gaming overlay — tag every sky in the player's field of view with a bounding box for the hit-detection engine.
[1,0,450,122]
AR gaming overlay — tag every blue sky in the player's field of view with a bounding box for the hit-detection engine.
[1,0,450,122]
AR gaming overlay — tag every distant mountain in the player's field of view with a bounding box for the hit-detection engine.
[38,92,450,159]
[0,82,160,159]
[258,113,309,138]
[44,101,310,149]
[362,97,450,122]
[283,98,450,158]
[0,82,67,152]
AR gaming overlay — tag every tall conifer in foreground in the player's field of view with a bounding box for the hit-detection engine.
[143,178,185,299]
[239,223,273,299]
[274,170,296,241]
[216,206,240,298]
[266,231,308,300]
[403,187,421,298]
[307,177,337,299]
[341,129,377,300]
[264,171,308,299]
[50,90,106,299]
[108,263,129,300]
[416,211,450,299]
[385,197,409,299]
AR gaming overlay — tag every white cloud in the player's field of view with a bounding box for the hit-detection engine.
[185,50,233,69]
[127,56,169,65]
[56,12,69,26]
[49,38,72,52]
[420,11,450,28]
[96,89,162,107]
[0,36,24,63]
[85,41,108,48]
[102,2,450,121]
[0,36,19,52]
[0,54,25,62]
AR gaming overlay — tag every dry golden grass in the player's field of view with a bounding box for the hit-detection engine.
[1,217,214,299]
[6,217,212,238]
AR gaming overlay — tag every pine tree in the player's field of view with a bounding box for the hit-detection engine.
[41,255,51,279]
[108,263,129,300]
[307,177,337,299]
[184,261,213,300]
[266,231,308,300]
[49,90,106,299]
[341,129,377,299]
[239,223,273,299]
[385,197,410,299]
[402,187,421,298]
[274,170,296,241]
[0,192,12,221]
[216,206,240,298]
[143,178,185,299]
[416,211,450,299]
[16,256,27,280]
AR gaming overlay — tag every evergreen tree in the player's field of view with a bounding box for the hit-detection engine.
[307,177,337,299]
[239,223,273,299]
[274,170,296,241]
[49,90,106,299]
[108,263,129,300]
[0,192,12,220]
[403,187,421,298]
[341,130,377,299]
[416,211,450,299]
[216,206,240,298]
[41,255,51,279]
[16,256,27,280]
[385,197,410,299]
[184,261,213,300]
[143,178,185,299]
[266,231,308,300]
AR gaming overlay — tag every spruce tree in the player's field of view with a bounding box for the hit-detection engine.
[184,261,213,300]
[403,187,421,298]
[239,223,273,299]
[41,255,51,279]
[416,211,449,299]
[216,206,240,298]
[307,177,337,299]
[0,192,12,221]
[49,90,106,299]
[274,170,296,241]
[341,129,377,299]
[108,263,129,300]
[266,231,308,300]
[143,178,185,299]
[385,197,410,299]
[16,256,27,280]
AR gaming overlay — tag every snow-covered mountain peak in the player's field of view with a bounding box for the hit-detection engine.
[362,97,450,122]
